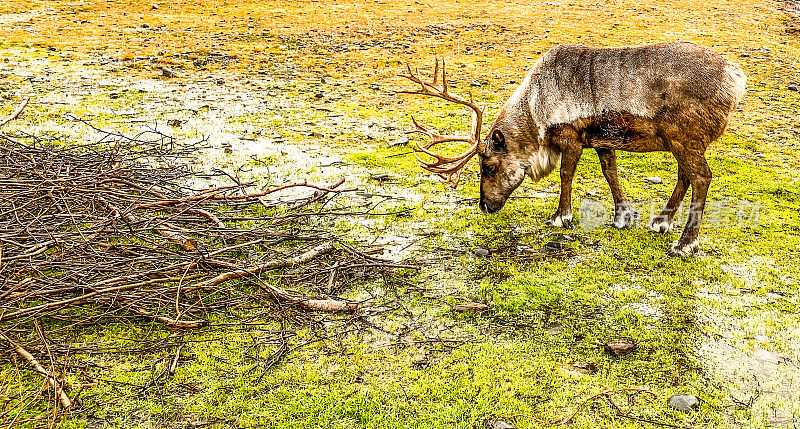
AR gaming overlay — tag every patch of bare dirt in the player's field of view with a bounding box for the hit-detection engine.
[699,259,800,427]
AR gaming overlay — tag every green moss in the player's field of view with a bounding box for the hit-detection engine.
[4,6,800,427]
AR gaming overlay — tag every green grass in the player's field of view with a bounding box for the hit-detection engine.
[3,2,800,426]
[51,138,796,427]
[4,71,800,429]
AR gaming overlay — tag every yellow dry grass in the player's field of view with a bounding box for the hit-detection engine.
[3,0,798,152]
[1,0,795,81]
[2,2,800,428]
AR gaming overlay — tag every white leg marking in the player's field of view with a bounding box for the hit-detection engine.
[612,206,639,229]
[548,212,573,228]
[668,239,700,257]
[648,217,672,233]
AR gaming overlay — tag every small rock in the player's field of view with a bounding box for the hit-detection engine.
[565,361,598,375]
[515,244,535,253]
[160,66,177,78]
[753,348,782,364]
[788,84,799,92]
[412,357,429,369]
[605,337,638,356]
[151,4,158,9]
[388,136,409,147]
[760,47,770,54]
[667,394,699,412]
[469,79,487,87]
[142,23,150,28]
[491,421,516,429]
[472,247,490,257]
[767,413,795,426]
[545,324,564,335]
[216,78,225,85]
[542,241,563,254]
[370,173,389,181]
[739,52,750,57]
[452,302,490,313]
[645,176,662,184]
[314,92,324,99]
[166,119,182,127]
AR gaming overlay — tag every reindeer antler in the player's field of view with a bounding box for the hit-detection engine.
[398,59,483,188]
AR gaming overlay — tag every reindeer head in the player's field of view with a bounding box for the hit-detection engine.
[399,60,553,213]
[477,119,525,213]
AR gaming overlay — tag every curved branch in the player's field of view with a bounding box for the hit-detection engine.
[0,332,71,409]
[0,98,30,129]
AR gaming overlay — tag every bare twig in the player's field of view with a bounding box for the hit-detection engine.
[0,108,417,422]
[184,241,337,291]
[0,332,71,409]
[0,98,29,129]
[550,387,656,425]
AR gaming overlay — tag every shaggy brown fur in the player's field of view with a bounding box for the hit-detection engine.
[478,41,746,256]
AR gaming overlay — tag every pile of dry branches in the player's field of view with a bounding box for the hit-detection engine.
[0,100,414,419]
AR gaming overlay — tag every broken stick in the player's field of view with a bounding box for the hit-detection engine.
[0,332,71,409]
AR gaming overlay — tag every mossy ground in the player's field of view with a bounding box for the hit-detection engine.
[1,0,799,428]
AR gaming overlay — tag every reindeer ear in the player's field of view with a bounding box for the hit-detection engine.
[491,130,506,151]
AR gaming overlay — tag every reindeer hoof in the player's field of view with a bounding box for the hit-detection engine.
[648,217,672,233]
[546,212,573,229]
[667,239,700,257]
[612,207,639,229]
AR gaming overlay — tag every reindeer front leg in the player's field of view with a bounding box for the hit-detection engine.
[596,148,639,228]
[547,126,582,228]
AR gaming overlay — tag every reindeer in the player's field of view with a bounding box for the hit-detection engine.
[399,41,746,256]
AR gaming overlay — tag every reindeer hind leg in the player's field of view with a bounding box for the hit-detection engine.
[669,161,711,256]
[660,143,711,256]
[648,166,690,233]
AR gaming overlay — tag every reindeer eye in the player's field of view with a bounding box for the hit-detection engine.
[482,163,497,176]
[491,130,506,151]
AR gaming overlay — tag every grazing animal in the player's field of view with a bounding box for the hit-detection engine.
[399,41,746,256]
